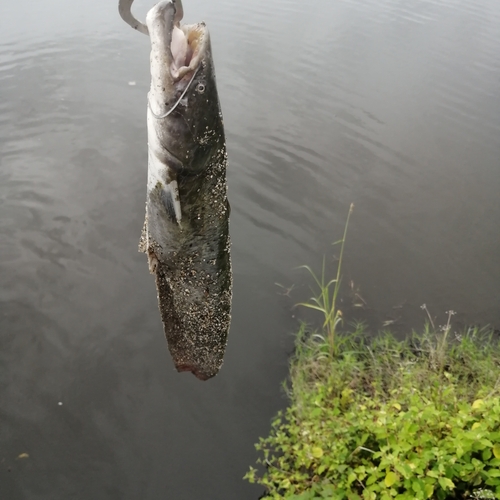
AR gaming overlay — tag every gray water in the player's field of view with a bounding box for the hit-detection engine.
[1,0,499,498]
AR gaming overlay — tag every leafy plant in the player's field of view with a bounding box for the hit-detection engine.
[245,327,500,499]
[296,203,354,357]
[246,206,500,498]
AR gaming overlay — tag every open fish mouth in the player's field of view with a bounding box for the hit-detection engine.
[119,0,208,83]
[145,4,211,131]
[146,1,207,82]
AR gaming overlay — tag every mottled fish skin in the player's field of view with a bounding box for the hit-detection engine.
[144,149,231,381]
[121,0,232,380]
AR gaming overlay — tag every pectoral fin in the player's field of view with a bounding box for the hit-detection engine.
[162,178,182,224]
[147,148,183,226]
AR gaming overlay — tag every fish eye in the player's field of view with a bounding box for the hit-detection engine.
[196,83,205,94]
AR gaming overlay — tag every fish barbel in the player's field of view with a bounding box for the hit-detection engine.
[119,0,232,380]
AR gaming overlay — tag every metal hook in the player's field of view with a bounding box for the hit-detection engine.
[118,0,149,35]
[118,0,184,35]
[148,66,200,119]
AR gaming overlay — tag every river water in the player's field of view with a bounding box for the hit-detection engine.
[1,0,499,498]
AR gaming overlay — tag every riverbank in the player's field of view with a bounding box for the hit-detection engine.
[246,206,500,499]
[245,318,500,499]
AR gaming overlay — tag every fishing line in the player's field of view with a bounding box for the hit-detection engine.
[148,66,200,119]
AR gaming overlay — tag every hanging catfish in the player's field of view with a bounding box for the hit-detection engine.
[118,0,232,380]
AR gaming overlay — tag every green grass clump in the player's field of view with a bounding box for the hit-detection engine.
[245,325,500,499]
[295,203,353,357]
[245,206,500,499]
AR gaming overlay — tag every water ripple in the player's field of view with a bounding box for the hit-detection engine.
[1,0,500,497]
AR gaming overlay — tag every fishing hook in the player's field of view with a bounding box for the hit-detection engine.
[148,66,200,119]
[118,0,184,35]
[118,0,149,35]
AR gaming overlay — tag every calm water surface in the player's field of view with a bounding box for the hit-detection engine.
[1,0,499,498]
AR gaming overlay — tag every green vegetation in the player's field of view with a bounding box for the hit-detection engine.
[245,206,500,499]
[295,203,353,357]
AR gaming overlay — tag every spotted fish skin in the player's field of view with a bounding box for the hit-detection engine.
[120,0,232,380]
[140,141,231,381]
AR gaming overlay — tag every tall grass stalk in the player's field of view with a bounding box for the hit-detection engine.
[296,203,354,356]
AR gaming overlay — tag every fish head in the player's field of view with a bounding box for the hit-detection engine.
[146,0,224,175]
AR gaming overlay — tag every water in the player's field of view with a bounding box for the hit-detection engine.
[1,0,499,498]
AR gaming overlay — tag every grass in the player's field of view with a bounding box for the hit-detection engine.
[295,203,353,357]
[245,207,500,500]
[246,325,500,499]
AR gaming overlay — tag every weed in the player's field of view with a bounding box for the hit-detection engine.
[245,326,500,499]
[245,205,500,499]
[296,203,353,357]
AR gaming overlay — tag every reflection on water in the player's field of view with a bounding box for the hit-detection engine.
[1,0,499,498]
